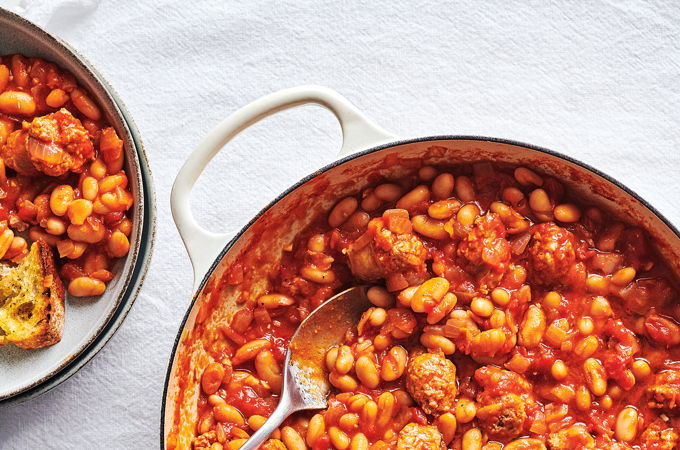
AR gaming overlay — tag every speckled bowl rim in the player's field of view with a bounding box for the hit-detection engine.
[0,7,156,404]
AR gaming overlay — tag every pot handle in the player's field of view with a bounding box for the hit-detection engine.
[171,85,395,289]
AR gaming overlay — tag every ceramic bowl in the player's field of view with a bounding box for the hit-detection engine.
[0,8,155,403]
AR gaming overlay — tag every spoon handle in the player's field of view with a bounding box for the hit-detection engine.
[239,394,295,450]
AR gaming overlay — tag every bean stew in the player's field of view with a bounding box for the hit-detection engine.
[172,162,679,450]
[0,54,134,298]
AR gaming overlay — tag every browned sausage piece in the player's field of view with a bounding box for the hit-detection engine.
[396,423,445,450]
[405,351,457,415]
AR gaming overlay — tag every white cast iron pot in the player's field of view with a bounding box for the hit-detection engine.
[163,86,680,449]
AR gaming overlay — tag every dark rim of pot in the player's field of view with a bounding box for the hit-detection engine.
[160,134,680,446]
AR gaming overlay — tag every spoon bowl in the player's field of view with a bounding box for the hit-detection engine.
[241,285,371,449]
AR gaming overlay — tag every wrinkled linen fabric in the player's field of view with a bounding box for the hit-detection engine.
[0,0,679,448]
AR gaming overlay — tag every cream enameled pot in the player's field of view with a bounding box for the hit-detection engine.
[163,86,680,449]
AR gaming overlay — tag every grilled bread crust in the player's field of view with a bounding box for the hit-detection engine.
[0,241,65,350]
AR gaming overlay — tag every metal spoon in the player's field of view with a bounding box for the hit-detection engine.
[240,286,371,450]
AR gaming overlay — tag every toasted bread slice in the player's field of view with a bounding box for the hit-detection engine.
[0,241,65,349]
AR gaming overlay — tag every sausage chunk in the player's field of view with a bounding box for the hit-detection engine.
[457,213,511,272]
[647,370,680,413]
[474,365,533,397]
[396,423,445,450]
[405,351,457,415]
[348,215,428,283]
[474,365,535,440]
[3,109,94,176]
[639,419,679,450]
[527,222,577,285]
[476,393,526,440]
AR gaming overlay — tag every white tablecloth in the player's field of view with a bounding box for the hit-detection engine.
[0,1,679,448]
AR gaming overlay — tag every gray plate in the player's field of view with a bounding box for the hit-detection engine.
[0,8,156,403]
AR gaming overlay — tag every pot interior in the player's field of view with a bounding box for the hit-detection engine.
[163,137,680,447]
